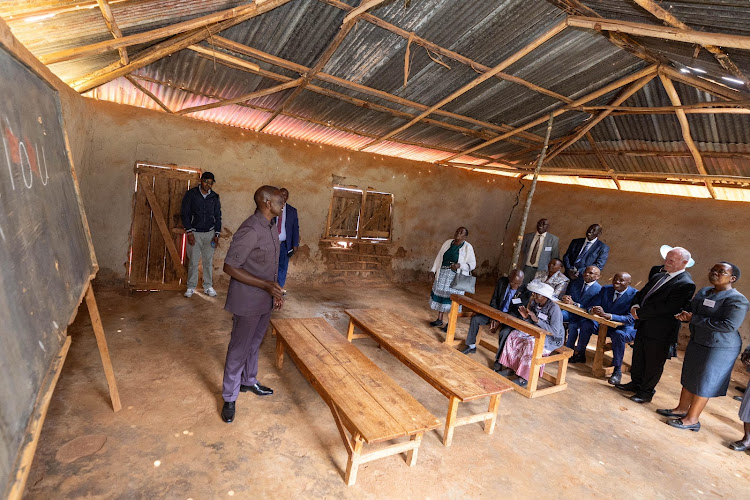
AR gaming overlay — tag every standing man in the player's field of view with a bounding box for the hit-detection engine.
[562,223,609,281]
[277,187,299,288]
[461,269,529,355]
[520,218,559,286]
[616,247,695,403]
[181,172,221,297]
[220,186,285,423]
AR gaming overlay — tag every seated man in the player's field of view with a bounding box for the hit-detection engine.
[461,268,530,356]
[572,272,638,384]
[530,258,569,300]
[562,266,602,363]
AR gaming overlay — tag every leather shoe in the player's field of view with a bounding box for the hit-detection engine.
[221,401,235,423]
[240,382,273,396]
[429,319,443,327]
[497,368,514,377]
[729,440,750,451]
[493,361,504,372]
[734,395,744,402]
[607,372,622,385]
[630,393,653,404]
[666,418,700,432]
[615,382,640,392]
[656,408,688,418]
[440,324,448,332]
[461,346,476,354]
[570,351,586,364]
[512,378,528,388]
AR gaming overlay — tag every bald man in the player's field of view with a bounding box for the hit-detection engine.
[220,186,285,423]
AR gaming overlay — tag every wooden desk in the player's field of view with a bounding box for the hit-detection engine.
[554,300,626,377]
[345,309,513,446]
[445,295,573,398]
[271,317,441,485]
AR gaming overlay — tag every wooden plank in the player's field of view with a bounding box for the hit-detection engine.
[146,175,170,284]
[136,164,200,181]
[85,285,122,412]
[128,172,152,285]
[176,78,303,115]
[553,300,621,328]
[124,75,171,113]
[163,178,189,285]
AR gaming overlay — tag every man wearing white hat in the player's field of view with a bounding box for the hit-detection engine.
[649,244,696,279]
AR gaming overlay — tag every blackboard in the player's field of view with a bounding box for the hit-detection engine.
[0,42,96,495]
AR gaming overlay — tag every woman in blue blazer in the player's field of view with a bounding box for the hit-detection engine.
[658,262,749,432]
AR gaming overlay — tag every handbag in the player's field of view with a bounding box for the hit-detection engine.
[451,272,476,294]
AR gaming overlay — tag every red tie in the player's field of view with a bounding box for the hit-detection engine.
[277,213,283,234]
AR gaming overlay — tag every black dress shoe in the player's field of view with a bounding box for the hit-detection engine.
[729,440,750,451]
[656,408,688,418]
[493,361,503,372]
[429,319,444,327]
[240,382,274,396]
[630,393,653,404]
[498,368,514,377]
[461,346,476,354]
[607,372,622,385]
[734,395,744,402]
[440,324,448,333]
[221,401,235,423]
[615,382,640,392]
[570,351,586,364]
[666,418,700,432]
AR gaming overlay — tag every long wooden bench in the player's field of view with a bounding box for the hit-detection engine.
[554,300,629,377]
[271,317,441,486]
[445,294,573,398]
[345,309,513,447]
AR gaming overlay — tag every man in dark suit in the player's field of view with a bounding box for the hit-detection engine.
[462,269,530,358]
[584,272,638,384]
[562,224,609,281]
[276,187,300,288]
[616,247,696,403]
[561,266,602,363]
[520,218,559,286]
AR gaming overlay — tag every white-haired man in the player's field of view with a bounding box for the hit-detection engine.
[616,246,696,403]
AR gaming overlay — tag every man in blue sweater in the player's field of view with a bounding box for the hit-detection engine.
[181,172,222,297]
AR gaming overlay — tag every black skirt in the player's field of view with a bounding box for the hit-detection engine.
[681,340,741,398]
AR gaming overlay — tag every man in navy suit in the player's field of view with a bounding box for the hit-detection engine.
[561,266,602,363]
[584,272,638,384]
[562,224,609,281]
[276,188,299,288]
[616,247,695,403]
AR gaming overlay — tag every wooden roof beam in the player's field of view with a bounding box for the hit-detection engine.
[358,18,568,151]
[586,132,620,189]
[443,64,658,161]
[659,74,717,199]
[341,0,388,25]
[559,149,750,159]
[95,0,128,65]
[176,78,304,115]
[660,66,744,102]
[124,75,172,113]
[319,0,573,105]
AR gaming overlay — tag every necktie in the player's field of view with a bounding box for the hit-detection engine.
[277,212,283,234]
[501,288,514,312]
[642,274,669,304]
[576,241,591,264]
[530,235,541,266]
[613,291,621,302]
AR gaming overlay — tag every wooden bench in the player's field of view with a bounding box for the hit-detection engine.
[345,309,513,447]
[446,294,573,398]
[271,317,441,486]
[554,300,629,377]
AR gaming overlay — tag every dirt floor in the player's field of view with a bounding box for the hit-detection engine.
[24,281,750,499]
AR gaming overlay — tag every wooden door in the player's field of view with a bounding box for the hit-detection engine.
[358,191,393,241]
[127,164,199,290]
[325,188,363,239]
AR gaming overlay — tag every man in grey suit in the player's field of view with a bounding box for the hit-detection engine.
[520,218,559,286]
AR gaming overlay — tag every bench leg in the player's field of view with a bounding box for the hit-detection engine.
[557,356,569,385]
[345,435,364,486]
[592,324,608,377]
[443,396,460,447]
[484,394,501,435]
[346,318,355,342]
[446,302,459,345]
[527,338,545,394]
[275,331,284,369]
[406,432,423,466]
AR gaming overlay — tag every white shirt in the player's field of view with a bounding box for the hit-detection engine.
[577,237,597,258]
[633,268,685,308]
[525,232,547,267]
[279,204,287,242]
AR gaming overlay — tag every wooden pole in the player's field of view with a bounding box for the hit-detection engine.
[509,113,554,274]
[85,284,122,412]
[95,0,129,65]
[124,75,172,113]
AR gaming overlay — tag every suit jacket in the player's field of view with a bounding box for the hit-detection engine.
[594,285,638,337]
[520,232,559,270]
[565,279,602,310]
[632,271,696,343]
[562,238,609,272]
[688,287,749,349]
[282,203,300,251]
[489,277,531,317]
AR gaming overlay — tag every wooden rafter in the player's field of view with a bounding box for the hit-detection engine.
[558,149,750,160]
[443,64,659,161]
[659,74,717,199]
[543,73,656,163]
[341,0,388,25]
[632,0,750,92]
[568,16,750,52]
[586,132,621,190]
[660,66,744,102]
[208,36,546,146]
[319,0,573,104]
[95,0,128,65]
[358,19,568,151]
[71,0,294,93]
[574,100,750,114]
[176,78,304,115]
[124,75,172,113]
[0,0,128,20]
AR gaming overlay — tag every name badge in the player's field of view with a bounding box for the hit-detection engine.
[512,298,522,305]
[544,246,552,251]
[703,299,716,308]
[538,312,548,321]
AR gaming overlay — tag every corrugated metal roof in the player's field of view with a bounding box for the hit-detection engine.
[3,0,750,201]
